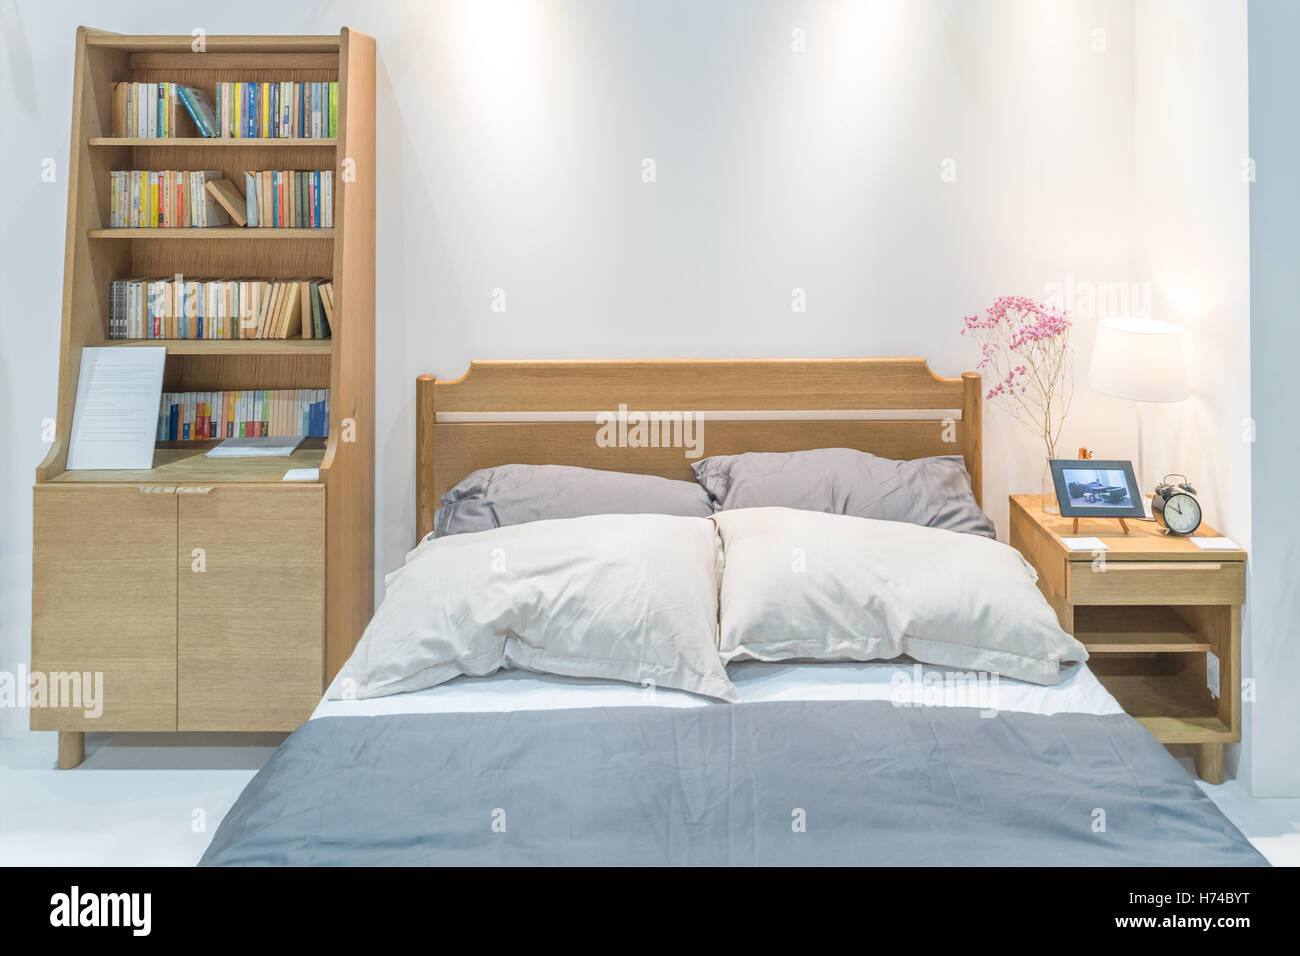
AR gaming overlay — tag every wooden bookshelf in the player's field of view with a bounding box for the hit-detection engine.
[32,27,375,767]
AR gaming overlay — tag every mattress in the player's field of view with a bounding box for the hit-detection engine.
[312,658,1124,720]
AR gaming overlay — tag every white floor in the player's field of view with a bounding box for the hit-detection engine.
[1,732,1297,866]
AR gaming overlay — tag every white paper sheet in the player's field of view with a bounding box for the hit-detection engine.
[66,347,166,470]
[1191,536,1241,550]
[206,435,304,457]
[1062,536,1108,551]
[283,467,320,481]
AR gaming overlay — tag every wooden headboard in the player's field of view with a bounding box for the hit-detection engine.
[416,358,981,541]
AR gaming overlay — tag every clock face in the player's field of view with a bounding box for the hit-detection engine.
[1162,492,1201,534]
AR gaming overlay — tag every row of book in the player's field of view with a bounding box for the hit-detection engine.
[109,277,335,340]
[158,389,330,441]
[110,81,338,139]
[239,170,334,228]
[108,170,229,228]
[111,82,205,139]
[107,170,333,228]
[213,81,338,139]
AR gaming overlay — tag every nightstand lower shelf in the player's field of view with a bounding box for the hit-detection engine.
[1088,655,1230,744]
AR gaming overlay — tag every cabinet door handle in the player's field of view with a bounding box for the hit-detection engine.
[1105,562,1222,572]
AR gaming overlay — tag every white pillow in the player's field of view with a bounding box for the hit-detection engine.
[714,507,1086,685]
[331,513,738,702]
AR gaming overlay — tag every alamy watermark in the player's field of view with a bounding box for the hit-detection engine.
[595,404,704,459]
[1042,273,1150,319]
[890,663,1000,717]
[0,666,103,718]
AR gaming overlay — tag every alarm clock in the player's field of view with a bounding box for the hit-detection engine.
[1152,475,1202,535]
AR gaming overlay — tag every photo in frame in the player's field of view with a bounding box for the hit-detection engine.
[1049,458,1146,518]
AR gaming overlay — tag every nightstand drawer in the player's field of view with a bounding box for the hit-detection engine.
[1068,560,1245,605]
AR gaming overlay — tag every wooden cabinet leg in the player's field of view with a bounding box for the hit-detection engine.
[57,731,85,769]
[1194,743,1224,784]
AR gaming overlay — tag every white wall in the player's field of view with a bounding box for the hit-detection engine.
[0,1,1246,756]
[1131,0,1254,781]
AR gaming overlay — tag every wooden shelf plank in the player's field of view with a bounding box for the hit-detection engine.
[1074,605,1211,653]
[1136,715,1233,745]
[90,137,336,147]
[89,228,334,240]
[98,338,332,355]
[86,35,340,53]
[49,441,325,484]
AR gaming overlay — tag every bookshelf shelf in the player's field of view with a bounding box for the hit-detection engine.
[48,439,327,484]
[86,34,340,53]
[99,338,332,354]
[90,137,336,147]
[34,27,375,765]
[90,228,335,239]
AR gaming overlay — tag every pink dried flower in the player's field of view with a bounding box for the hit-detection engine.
[959,295,1074,457]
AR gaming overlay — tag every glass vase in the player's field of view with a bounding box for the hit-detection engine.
[1041,458,1059,515]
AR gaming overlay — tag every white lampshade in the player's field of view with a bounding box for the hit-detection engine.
[1087,317,1190,403]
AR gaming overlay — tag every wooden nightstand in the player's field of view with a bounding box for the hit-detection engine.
[1009,494,1245,783]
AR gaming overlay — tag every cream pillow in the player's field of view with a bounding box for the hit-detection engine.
[332,513,737,702]
[714,507,1086,685]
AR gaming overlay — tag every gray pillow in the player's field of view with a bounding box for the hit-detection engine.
[432,463,715,538]
[691,448,995,538]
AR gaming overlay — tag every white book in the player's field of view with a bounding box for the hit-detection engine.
[243,171,259,226]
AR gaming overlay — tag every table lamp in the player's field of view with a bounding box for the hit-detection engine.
[1087,317,1190,517]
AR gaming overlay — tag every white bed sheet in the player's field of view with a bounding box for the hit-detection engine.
[312,659,1122,720]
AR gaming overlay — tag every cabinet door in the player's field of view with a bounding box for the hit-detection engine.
[31,485,177,730]
[177,486,324,731]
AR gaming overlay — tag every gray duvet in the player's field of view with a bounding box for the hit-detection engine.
[200,700,1266,866]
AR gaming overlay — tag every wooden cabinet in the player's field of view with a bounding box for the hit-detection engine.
[31,485,178,731]
[31,484,330,746]
[1009,494,1245,784]
[177,486,324,731]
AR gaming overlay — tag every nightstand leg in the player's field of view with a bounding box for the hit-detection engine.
[57,731,85,769]
[1194,743,1223,784]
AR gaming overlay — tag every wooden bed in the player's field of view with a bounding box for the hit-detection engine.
[414,358,981,541]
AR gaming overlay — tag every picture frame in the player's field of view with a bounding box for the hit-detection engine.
[1049,458,1146,518]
